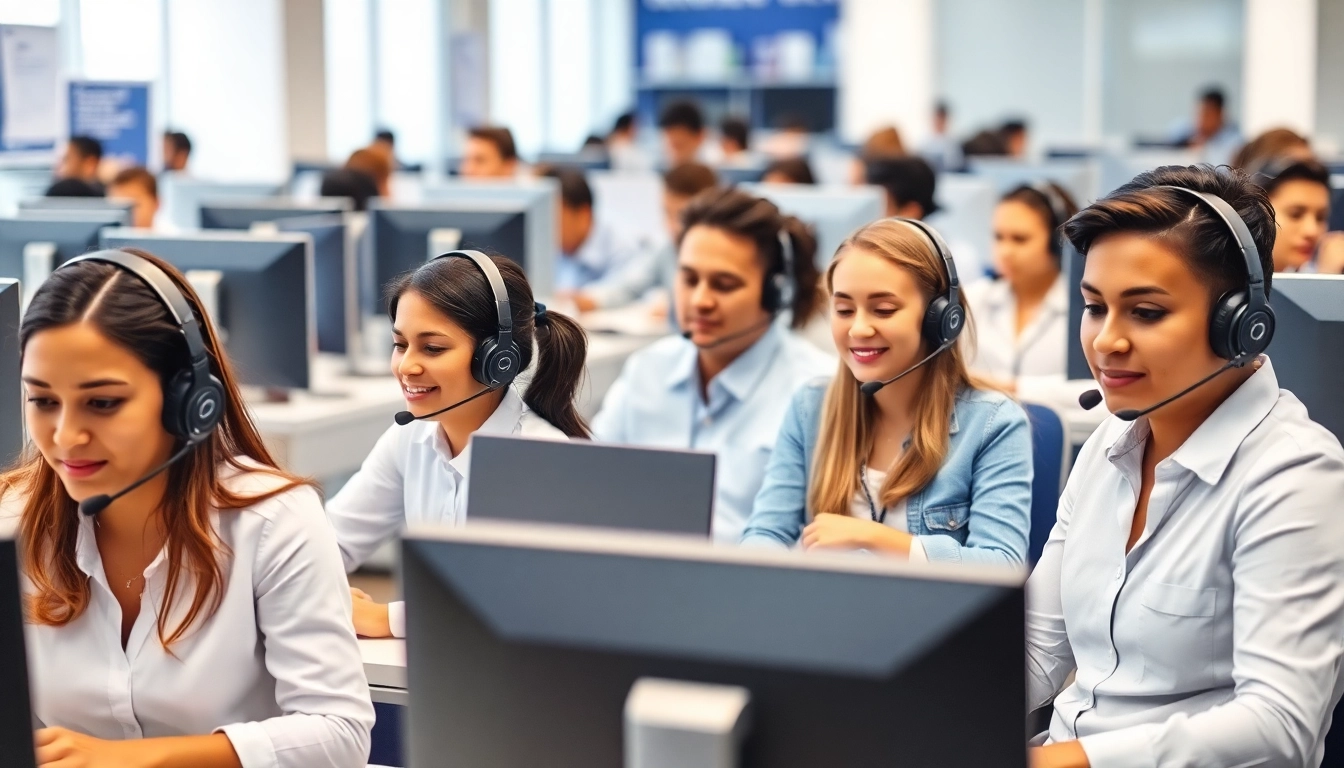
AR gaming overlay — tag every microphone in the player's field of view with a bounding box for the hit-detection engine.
[859,339,957,396]
[394,385,498,426]
[79,440,199,517]
[1077,359,1240,422]
[681,317,774,350]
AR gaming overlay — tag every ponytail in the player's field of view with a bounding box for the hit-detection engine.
[781,215,822,328]
[525,307,591,438]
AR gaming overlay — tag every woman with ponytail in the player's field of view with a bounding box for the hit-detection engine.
[592,187,833,543]
[325,251,588,638]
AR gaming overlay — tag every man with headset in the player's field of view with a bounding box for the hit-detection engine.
[1027,165,1344,768]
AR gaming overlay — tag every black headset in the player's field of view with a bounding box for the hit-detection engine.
[890,218,964,347]
[59,250,225,444]
[1157,186,1275,361]
[1026,181,1072,259]
[425,250,522,388]
[760,225,797,314]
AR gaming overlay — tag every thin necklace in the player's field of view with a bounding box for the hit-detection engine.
[95,518,147,590]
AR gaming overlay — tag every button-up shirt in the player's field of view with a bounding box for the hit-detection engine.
[554,221,644,292]
[1025,359,1344,767]
[325,386,567,635]
[3,464,375,768]
[592,324,834,543]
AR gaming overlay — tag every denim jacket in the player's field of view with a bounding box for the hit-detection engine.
[740,379,1032,565]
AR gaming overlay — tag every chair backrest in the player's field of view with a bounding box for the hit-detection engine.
[1024,402,1069,565]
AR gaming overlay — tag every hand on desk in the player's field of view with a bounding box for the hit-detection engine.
[350,588,393,638]
[802,515,913,556]
[35,728,241,768]
[1030,740,1090,768]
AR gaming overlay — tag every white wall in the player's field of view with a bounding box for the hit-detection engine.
[165,0,288,180]
[375,0,442,164]
[489,0,545,157]
[324,0,374,163]
[545,0,596,152]
[1316,0,1344,154]
[839,0,933,147]
[1242,0,1317,138]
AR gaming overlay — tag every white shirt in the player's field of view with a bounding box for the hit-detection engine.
[964,274,1068,382]
[591,324,834,543]
[1025,358,1344,768]
[325,386,568,636]
[2,463,375,768]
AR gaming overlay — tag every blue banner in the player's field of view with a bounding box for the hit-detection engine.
[68,80,151,167]
[636,0,839,80]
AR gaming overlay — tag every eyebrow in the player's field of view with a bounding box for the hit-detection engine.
[1078,281,1171,298]
[21,376,129,389]
[391,328,452,340]
[832,291,898,300]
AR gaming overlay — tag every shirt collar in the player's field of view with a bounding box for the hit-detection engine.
[414,385,529,475]
[666,321,785,400]
[1106,356,1279,485]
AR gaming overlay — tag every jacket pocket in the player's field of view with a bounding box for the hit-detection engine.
[922,502,971,533]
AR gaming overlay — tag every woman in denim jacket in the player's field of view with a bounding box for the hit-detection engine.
[741,217,1032,565]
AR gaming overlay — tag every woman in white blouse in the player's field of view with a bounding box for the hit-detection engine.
[964,181,1077,402]
[1027,166,1344,768]
[2,249,372,768]
[325,251,589,639]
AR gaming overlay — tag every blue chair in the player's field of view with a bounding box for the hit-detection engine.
[369,701,405,767]
[1024,402,1069,565]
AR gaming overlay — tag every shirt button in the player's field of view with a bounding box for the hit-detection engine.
[1114,567,1123,580]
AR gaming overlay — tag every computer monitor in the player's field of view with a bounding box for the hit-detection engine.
[158,175,284,231]
[739,183,885,267]
[367,200,531,313]
[419,179,559,297]
[1066,243,1091,381]
[1329,170,1343,233]
[403,523,1027,768]
[535,152,610,172]
[198,197,352,231]
[587,171,666,252]
[0,168,52,217]
[18,197,134,220]
[267,214,354,355]
[1265,274,1344,441]
[718,166,766,186]
[927,174,999,281]
[0,537,36,768]
[0,280,22,466]
[100,229,314,390]
[963,158,1096,208]
[467,435,715,535]
[0,215,113,306]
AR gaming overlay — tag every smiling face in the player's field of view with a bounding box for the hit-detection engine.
[829,246,929,384]
[1079,232,1234,415]
[22,322,176,503]
[1269,179,1330,272]
[390,290,486,418]
[675,224,772,358]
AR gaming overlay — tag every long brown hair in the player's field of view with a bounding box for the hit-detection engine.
[1,249,310,647]
[808,219,982,517]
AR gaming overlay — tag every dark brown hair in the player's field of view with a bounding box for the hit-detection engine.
[468,126,519,162]
[1000,181,1079,261]
[1232,127,1310,173]
[677,187,822,328]
[1063,164,1276,300]
[385,254,590,438]
[4,249,309,648]
[663,163,718,198]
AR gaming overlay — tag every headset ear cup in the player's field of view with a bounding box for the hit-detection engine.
[1209,291,1246,360]
[185,375,225,439]
[161,369,194,439]
[473,339,522,388]
[922,296,950,345]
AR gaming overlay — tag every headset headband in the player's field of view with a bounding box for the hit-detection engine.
[1028,181,1070,228]
[1155,186,1267,303]
[427,250,514,352]
[61,249,212,368]
[895,217,960,303]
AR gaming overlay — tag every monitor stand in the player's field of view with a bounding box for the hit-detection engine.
[624,678,750,768]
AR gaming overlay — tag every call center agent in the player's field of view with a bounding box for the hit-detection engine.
[592,188,833,543]
[1027,165,1344,768]
[740,218,1032,565]
[963,182,1078,399]
[2,250,372,768]
[1248,157,1343,274]
[324,251,589,638]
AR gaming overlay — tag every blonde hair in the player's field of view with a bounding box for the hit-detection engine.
[807,219,983,518]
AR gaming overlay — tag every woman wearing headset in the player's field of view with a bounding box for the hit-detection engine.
[2,250,373,767]
[1249,157,1343,274]
[964,182,1078,399]
[740,218,1032,564]
[325,251,589,638]
[1027,165,1344,768]
[592,188,833,543]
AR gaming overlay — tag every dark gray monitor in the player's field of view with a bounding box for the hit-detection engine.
[367,201,528,313]
[0,280,21,467]
[198,197,353,231]
[18,198,133,220]
[1066,242,1092,381]
[270,214,351,355]
[1265,274,1344,441]
[467,435,714,535]
[0,538,35,768]
[100,229,314,390]
[158,176,284,231]
[0,215,113,290]
[1329,170,1343,233]
[403,523,1028,768]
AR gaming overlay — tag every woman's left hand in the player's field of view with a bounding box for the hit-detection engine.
[802,514,911,554]
[1318,231,1344,275]
[35,727,145,768]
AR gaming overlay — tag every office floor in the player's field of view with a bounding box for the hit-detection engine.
[350,570,397,602]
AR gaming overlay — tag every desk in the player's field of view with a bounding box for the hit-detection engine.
[360,638,408,706]
[252,332,657,481]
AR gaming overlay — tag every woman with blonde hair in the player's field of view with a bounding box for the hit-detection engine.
[741,218,1032,564]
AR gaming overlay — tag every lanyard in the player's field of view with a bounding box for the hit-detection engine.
[858,462,887,524]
